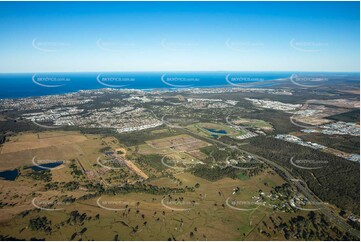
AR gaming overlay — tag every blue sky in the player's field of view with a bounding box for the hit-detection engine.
[0,1,359,73]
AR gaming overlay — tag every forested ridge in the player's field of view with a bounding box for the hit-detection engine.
[242,136,360,214]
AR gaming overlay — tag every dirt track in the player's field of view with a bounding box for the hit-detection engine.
[114,148,148,179]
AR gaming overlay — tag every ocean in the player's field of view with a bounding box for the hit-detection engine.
[0,72,358,99]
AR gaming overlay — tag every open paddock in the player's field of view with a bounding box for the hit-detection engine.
[145,134,211,152]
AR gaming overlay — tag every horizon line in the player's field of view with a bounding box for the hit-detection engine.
[0,70,360,75]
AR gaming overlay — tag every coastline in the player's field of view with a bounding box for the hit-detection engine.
[0,72,359,100]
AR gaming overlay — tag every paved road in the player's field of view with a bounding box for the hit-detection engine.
[159,115,360,238]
